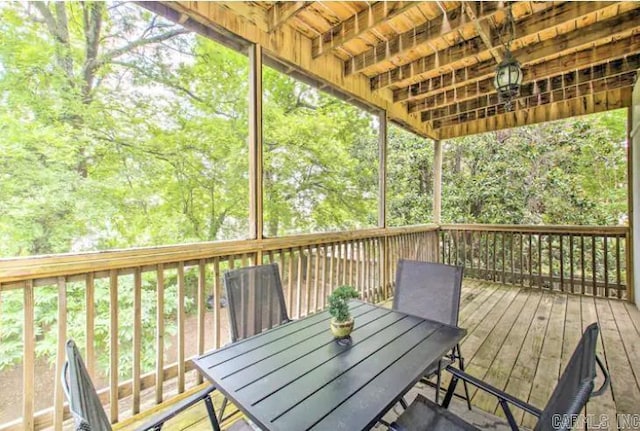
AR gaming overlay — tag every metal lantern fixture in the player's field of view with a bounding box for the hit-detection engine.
[494,49,523,111]
[493,4,522,111]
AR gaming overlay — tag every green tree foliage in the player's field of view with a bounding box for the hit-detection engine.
[441,110,628,225]
[262,67,379,236]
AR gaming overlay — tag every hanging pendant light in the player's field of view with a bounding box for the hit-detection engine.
[493,4,522,111]
[494,49,523,111]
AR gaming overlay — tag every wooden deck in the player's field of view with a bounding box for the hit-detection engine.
[117,280,640,431]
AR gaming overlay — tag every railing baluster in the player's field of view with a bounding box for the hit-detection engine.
[296,247,303,318]
[537,234,543,289]
[501,232,506,284]
[342,242,348,286]
[510,232,515,285]
[23,279,35,431]
[569,234,575,294]
[133,268,142,414]
[109,270,118,423]
[581,235,586,295]
[528,234,533,288]
[313,244,320,312]
[616,235,622,299]
[305,245,312,315]
[559,235,564,292]
[213,258,221,349]
[548,234,553,291]
[196,259,206,383]
[604,236,609,298]
[591,236,597,296]
[86,273,95,378]
[156,264,165,403]
[320,244,327,309]
[287,248,294,314]
[177,262,186,394]
[518,233,523,286]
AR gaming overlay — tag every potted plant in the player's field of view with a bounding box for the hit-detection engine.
[328,285,360,339]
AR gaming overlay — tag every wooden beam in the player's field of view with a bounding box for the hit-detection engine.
[268,1,311,32]
[376,1,624,92]
[345,2,503,76]
[462,1,502,63]
[422,55,640,122]
[407,35,640,112]
[312,1,420,58]
[432,71,637,128]
[437,87,632,139]
[217,2,270,33]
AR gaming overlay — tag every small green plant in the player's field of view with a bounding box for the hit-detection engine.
[328,286,360,322]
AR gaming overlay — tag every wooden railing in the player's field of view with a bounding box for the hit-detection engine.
[0,225,438,431]
[439,224,631,300]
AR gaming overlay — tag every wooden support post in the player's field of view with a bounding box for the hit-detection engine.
[433,140,443,224]
[249,43,264,263]
[379,112,389,297]
[628,81,639,305]
[378,111,387,229]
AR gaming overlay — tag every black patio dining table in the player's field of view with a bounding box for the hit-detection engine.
[193,300,466,431]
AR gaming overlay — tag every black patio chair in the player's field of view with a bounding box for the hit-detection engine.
[216,263,291,422]
[393,259,471,408]
[62,339,219,431]
[389,322,609,431]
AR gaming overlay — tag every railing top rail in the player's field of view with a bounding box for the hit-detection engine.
[0,224,438,284]
[438,224,629,235]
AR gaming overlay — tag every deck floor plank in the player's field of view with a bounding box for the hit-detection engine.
[581,296,618,429]
[522,293,567,429]
[114,282,640,431]
[464,289,531,401]
[500,292,554,424]
[595,298,640,416]
[471,290,541,415]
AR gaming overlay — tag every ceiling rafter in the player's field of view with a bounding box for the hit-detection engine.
[424,57,639,125]
[344,2,503,76]
[436,87,632,139]
[311,1,421,58]
[407,35,640,114]
[376,1,621,93]
[268,1,313,32]
[393,5,640,104]
[432,75,636,129]
[462,1,502,63]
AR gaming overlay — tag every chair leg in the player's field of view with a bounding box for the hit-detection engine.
[204,395,221,431]
[399,396,408,409]
[435,359,443,404]
[218,397,228,424]
[456,344,472,411]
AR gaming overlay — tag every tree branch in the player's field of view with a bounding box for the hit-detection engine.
[95,28,189,69]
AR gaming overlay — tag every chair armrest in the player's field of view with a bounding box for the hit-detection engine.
[592,355,610,397]
[135,384,216,431]
[445,366,543,418]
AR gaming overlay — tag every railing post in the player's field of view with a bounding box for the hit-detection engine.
[249,43,264,264]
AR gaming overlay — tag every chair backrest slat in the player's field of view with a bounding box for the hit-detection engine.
[224,263,290,342]
[393,260,463,326]
[534,323,600,431]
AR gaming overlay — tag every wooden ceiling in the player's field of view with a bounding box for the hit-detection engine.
[153,1,640,140]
